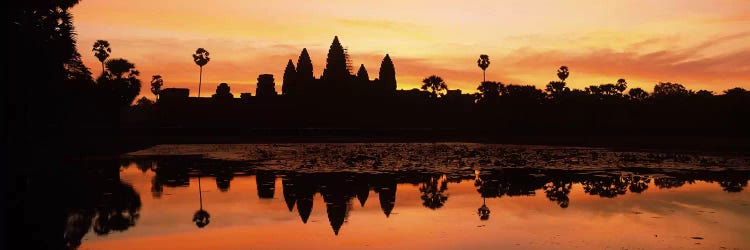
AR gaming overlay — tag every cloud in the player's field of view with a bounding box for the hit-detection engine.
[502,32,750,90]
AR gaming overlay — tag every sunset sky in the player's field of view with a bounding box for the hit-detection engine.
[71,0,749,99]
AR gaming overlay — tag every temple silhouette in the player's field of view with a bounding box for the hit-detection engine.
[160,36,399,102]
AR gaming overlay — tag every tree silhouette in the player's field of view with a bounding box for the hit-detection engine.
[421,75,448,98]
[653,82,688,98]
[615,78,628,93]
[419,176,449,209]
[557,66,569,82]
[477,54,490,82]
[627,87,649,101]
[723,87,749,97]
[150,75,163,101]
[546,81,569,99]
[97,58,141,106]
[544,180,572,208]
[192,48,210,97]
[477,81,501,104]
[92,40,111,74]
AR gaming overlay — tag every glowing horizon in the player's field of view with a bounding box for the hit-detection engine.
[72,0,750,99]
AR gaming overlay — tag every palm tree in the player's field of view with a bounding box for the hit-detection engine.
[92,40,111,74]
[192,48,210,97]
[557,66,569,82]
[477,54,490,82]
[150,75,163,101]
[421,75,448,98]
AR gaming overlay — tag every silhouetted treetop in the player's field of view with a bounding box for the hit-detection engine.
[546,81,569,98]
[421,75,448,98]
[694,90,714,97]
[192,48,210,67]
[92,40,111,73]
[477,54,490,82]
[653,82,689,98]
[357,64,369,81]
[98,58,141,106]
[502,84,546,104]
[477,81,502,104]
[557,66,569,82]
[150,75,163,100]
[477,54,490,71]
[627,87,649,101]
[104,59,138,79]
[585,80,628,99]
[723,87,748,97]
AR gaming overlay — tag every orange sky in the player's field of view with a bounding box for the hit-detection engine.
[71,0,750,99]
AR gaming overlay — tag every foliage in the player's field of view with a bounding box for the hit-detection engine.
[421,75,448,98]
[150,75,163,99]
[97,58,141,106]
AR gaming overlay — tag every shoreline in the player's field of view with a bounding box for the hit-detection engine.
[117,128,750,156]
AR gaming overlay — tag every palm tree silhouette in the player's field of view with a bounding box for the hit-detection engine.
[477,54,490,82]
[193,176,211,228]
[92,40,111,74]
[477,198,490,220]
[474,169,491,220]
[150,75,163,101]
[192,48,210,97]
[557,66,569,82]
[421,75,448,98]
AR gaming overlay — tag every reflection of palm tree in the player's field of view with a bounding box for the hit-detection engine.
[193,176,210,228]
[192,48,210,97]
[474,169,490,220]
[419,175,449,209]
[477,198,490,220]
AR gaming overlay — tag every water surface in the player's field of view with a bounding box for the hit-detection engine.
[70,143,750,249]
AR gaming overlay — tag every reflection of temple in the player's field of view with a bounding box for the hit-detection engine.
[256,172,276,199]
[279,173,398,235]
[113,157,750,238]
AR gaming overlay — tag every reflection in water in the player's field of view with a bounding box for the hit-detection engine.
[40,145,750,249]
[192,176,210,228]
[119,157,750,236]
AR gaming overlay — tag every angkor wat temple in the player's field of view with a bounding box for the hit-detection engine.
[281,36,397,97]
[160,36,399,102]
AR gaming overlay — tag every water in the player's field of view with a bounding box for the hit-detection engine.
[70,143,749,249]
